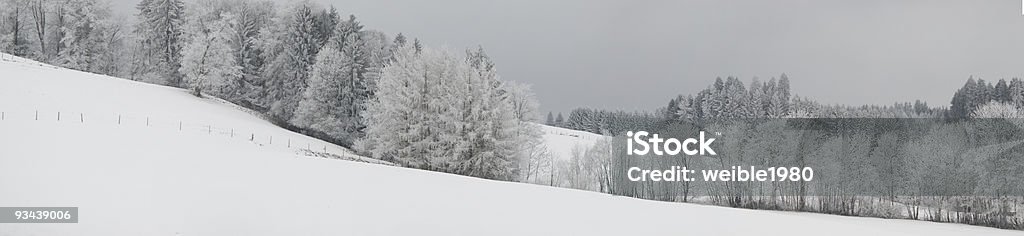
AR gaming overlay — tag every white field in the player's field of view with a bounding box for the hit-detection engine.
[540,124,608,161]
[1,54,1022,235]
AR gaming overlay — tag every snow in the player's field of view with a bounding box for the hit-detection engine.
[540,124,608,160]
[1,53,1022,235]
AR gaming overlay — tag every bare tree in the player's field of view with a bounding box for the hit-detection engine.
[29,0,45,58]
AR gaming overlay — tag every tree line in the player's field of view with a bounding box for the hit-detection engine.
[548,75,1024,230]
[0,0,545,181]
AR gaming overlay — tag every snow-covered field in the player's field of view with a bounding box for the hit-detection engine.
[1,54,1022,235]
[540,124,607,161]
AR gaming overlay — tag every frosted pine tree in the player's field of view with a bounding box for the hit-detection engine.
[1010,78,1024,108]
[455,46,520,180]
[55,0,110,72]
[293,15,378,145]
[263,4,320,122]
[292,42,349,141]
[361,29,389,86]
[386,32,406,64]
[335,15,371,136]
[777,73,792,115]
[179,12,241,97]
[226,1,274,106]
[357,44,433,165]
[359,44,528,180]
[359,46,465,170]
[136,0,186,86]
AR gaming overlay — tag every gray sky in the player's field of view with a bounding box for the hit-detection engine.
[111,0,1024,114]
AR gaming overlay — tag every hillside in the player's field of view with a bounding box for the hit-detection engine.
[0,54,1021,235]
[540,124,608,161]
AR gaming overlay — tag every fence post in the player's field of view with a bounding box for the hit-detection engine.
[288,139,291,148]
[2,111,4,120]
[207,125,211,134]
[35,110,38,120]
[118,114,121,124]
[57,112,60,121]
[80,113,83,123]
[269,136,273,144]
[230,129,234,137]
[146,117,150,127]
[179,121,182,131]
[323,145,326,153]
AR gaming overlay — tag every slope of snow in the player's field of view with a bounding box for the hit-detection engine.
[540,124,608,160]
[1,54,1022,235]
[0,54,382,165]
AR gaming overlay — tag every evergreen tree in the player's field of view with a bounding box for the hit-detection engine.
[458,46,519,180]
[978,78,993,105]
[312,6,337,49]
[950,77,980,119]
[360,44,534,181]
[995,79,1010,103]
[263,3,320,122]
[356,44,423,164]
[666,97,679,120]
[777,73,792,115]
[546,111,554,125]
[55,0,112,72]
[748,78,766,117]
[1010,78,1024,108]
[292,14,375,145]
[412,37,422,53]
[228,0,274,106]
[136,0,186,86]
[388,32,406,63]
[359,45,466,173]
[291,39,353,143]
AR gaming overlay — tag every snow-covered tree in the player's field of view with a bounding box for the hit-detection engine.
[361,29,390,83]
[56,0,114,72]
[291,42,351,142]
[224,0,274,106]
[292,14,380,145]
[28,0,48,59]
[359,44,530,181]
[972,101,1023,119]
[386,32,406,64]
[357,44,454,168]
[262,3,320,122]
[179,12,241,97]
[0,0,30,56]
[1009,78,1024,108]
[92,15,128,77]
[450,46,520,180]
[136,0,186,86]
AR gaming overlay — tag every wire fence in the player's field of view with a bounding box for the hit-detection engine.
[0,109,391,165]
[544,128,606,141]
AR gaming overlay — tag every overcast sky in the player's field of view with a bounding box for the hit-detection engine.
[111,0,1024,114]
